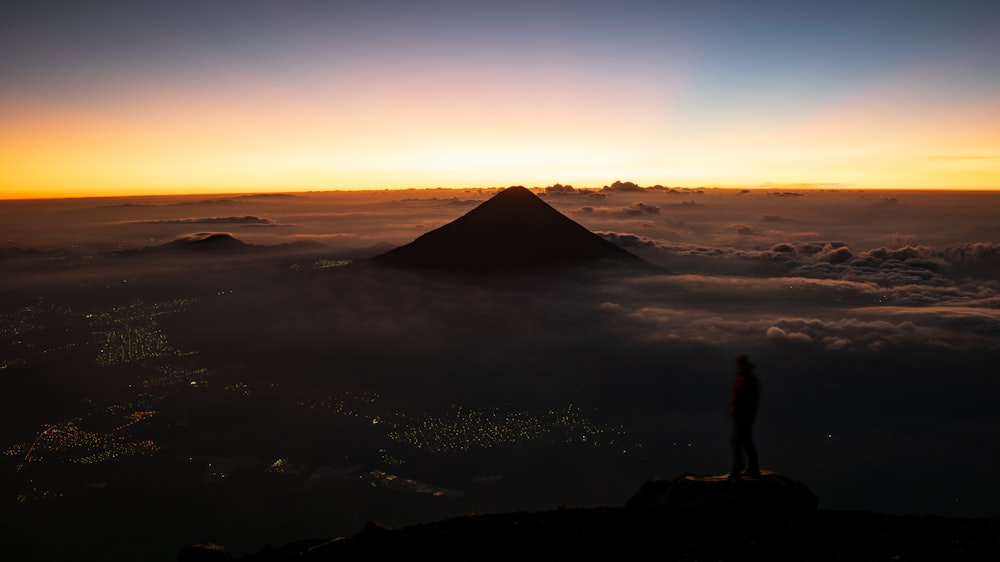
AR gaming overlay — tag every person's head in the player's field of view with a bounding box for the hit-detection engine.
[736,354,754,374]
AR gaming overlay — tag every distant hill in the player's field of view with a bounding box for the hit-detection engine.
[109,233,332,257]
[166,232,251,251]
[371,186,659,273]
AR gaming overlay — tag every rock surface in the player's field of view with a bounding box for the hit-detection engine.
[625,470,819,519]
[230,473,1000,561]
[178,542,232,561]
[235,508,1000,562]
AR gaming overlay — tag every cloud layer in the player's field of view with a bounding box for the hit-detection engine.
[2,187,1000,522]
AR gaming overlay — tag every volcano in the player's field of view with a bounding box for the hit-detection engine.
[371,186,657,273]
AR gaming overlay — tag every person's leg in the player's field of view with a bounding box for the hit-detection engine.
[744,425,760,476]
[730,422,744,477]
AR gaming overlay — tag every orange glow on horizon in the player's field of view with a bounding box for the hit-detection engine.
[3,68,998,200]
[4,1,999,201]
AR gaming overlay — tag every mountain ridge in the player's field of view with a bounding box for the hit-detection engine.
[224,505,1000,561]
[210,471,1000,561]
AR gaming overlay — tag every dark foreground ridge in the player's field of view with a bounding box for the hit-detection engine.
[185,473,1000,561]
[370,186,660,273]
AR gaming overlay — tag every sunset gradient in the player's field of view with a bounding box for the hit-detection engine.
[2,0,998,199]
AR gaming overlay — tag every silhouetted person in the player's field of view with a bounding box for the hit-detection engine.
[729,354,760,479]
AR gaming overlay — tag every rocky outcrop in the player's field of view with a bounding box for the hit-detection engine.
[625,470,818,519]
[222,472,1000,561]
[178,542,232,561]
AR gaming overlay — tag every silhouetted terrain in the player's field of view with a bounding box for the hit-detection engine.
[372,186,659,272]
[220,472,999,561]
[230,507,1000,562]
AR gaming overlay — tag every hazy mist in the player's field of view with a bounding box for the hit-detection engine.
[2,186,998,559]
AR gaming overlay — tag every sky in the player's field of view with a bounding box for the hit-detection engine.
[2,0,999,199]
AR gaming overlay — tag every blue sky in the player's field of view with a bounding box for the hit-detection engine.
[2,0,998,197]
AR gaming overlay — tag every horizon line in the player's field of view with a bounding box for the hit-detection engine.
[4,183,1000,202]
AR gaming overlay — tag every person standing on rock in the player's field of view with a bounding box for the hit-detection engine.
[729,354,761,479]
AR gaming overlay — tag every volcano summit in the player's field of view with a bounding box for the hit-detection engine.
[371,186,657,273]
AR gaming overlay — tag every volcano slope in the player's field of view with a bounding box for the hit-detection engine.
[370,186,659,273]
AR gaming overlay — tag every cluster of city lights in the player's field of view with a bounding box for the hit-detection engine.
[69,439,160,465]
[224,382,251,396]
[388,403,629,453]
[0,302,77,368]
[6,408,161,472]
[300,390,382,418]
[302,392,633,455]
[369,469,462,497]
[141,366,208,389]
[313,259,353,269]
[87,299,194,367]
[2,296,220,502]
